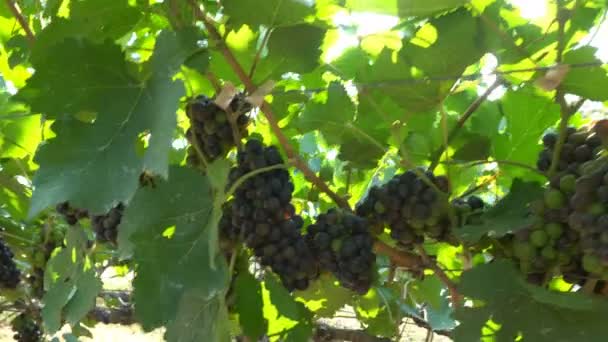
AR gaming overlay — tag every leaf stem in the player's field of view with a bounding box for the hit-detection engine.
[428,79,503,171]
[249,27,273,79]
[189,0,350,210]
[5,0,35,44]
[225,163,289,199]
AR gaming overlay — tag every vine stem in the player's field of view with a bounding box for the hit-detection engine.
[428,79,503,171]
[415,246,461,307]
[6,0,35,43]
[249,27,273,79]
[547,3,586,177]
[444,159,546,176]
[189,0,350,210]
[225,163,289,199]
[373,241,423,269]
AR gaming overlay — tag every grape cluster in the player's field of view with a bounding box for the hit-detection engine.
[356,169,452,248]
[224,140,319,291]
[0,238,20,288]
[451,195,485,226]
[185,94,252,166]
[504,123,606,285]
[91,203,124,244]
[306,209,375,294]
[55,202,88,225]
[56,202,124,244]
[536,126,602,174]
[218,201,242,252]
[11,313,42,342]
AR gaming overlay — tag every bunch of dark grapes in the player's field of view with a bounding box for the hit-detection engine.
[185,94,252,166]
[503,123,606,285]
[0,238,20,288]
[356,169,451,248]
[218,201,242,252]
[91,203,124,244]
[225,139,319,291]
[306,209,375,294]
[451,195,485,226]
[56,202,124,244]
[536,126,602,174]
[11,313,42,342]
[55,202,89,225]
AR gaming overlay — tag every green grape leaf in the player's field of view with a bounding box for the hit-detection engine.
[165,290,231,342]
[296,274,354,318]
[20,30,193,217]
[401,9,486,76]
[42,227,96,333]
[297,82,356,146]
[234,270,268,340]
[562,47,608,101]
[355,288,398,337]
[358,49,452,113]
[452,134,492,162]
[127,166,229,333]
[345,0,468,17]
[63,270,102,326]
[222,0,315,28]
[492,88,560,177]
[264,274,313,341]
[457,179,544,242]
[263,24,326,76]
[34,0,141,53]
[455,260,608,342]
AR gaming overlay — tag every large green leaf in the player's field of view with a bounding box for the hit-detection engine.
[34,0,141,53]
[345,0,468,17]
[296,273,354,318]
[264,274,313,341]
[42,227,100,333]
[562,47,608,101]
[401,9,486,76]
[492,88,560,175]
[455,260,608,342]
[297,82,355,146]
[20,30,198,217]
[125,166,230,339]
[457,179,544,242]
[261,24,326,77]
[234,270,268,340]
[222,0,315,28]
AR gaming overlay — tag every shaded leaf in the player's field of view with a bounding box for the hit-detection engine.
[562,47,608,101]
[455,260,608,342]
[234,270,267,340]
[458,179,544,242]
[223,0,315,28]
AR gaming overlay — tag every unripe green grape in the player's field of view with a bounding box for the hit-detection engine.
[530,230,549,247]
[559,174,577,193]
[541,246,557,260]
[544,189,565,209]
[545,223,563,239]
[582,254,604,274]
[513,241,535,260]
[587,203,606,216]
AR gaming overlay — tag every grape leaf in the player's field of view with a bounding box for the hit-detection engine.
[222,0,315,28]
[63,270,102,326]
[34,0,141,54]
[457,179,544,242]
[234,269,267,339]
[126,166,229,334]
[562,47,608,101]
[264,274,313,341]
[345,0,468,17]
[455,260,608,342]
[42,227,98,333]
[20,30,196,217]
[401,9,486,76]
[452,134,491,162]
[262,24,326,76]
[297,82,355,146]
[165,290,231,342]
[296,273,353,318]
[492,88,560,177]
